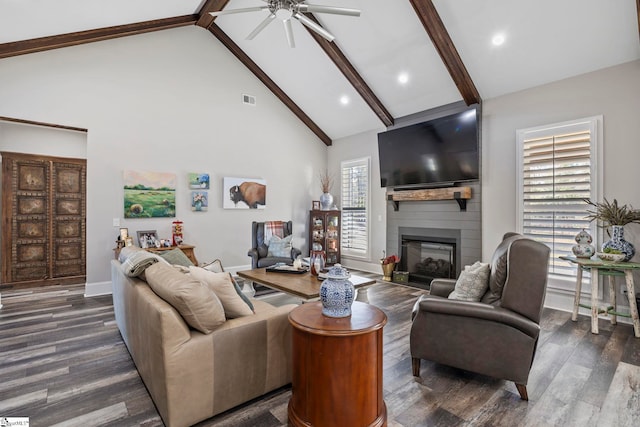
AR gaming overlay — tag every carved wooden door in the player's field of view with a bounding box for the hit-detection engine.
[1,152,86,287]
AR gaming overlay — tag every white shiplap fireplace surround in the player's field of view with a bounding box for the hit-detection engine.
[385,182,482,284]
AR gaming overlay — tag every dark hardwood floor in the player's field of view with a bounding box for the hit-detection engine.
[1,277,639,426]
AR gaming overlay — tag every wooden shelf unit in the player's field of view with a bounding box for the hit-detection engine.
[387,186,472,211]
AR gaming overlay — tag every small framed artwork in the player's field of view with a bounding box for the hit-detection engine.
[119,227,129,241]
[312,200,320,210]
[137,230,159,249]
[191,191,208,212]
[188,173,210,190]
[223,177,266,209]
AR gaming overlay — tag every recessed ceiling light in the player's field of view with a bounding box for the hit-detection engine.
[492,33,505,46]
[339,95,350,105]
[398,72,409,85]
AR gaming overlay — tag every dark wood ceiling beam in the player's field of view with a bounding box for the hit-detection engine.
[636,0,640,43]
[207,23,332,146]
[0,16,198,60]
[196,0,231,28]
[0,15,198,59]
[409,0,481,106]
[302,14,394,127]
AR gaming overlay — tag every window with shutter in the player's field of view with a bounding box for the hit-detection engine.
[517,117,602,277]
[341,158,369,258]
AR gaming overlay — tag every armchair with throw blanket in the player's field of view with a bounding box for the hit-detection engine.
[410,232,550,400]
[248,221,302,269]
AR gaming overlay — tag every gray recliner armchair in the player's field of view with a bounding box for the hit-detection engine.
[410,233,550,400]
[248,221,302,269]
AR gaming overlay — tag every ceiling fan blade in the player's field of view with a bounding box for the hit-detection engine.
[246,13,276,40]
[209,6,268,17]
[283,19,296,48]
[294,12,335,42]
[297,5,360,17]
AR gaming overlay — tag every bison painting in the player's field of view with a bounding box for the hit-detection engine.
[226,179,266,209]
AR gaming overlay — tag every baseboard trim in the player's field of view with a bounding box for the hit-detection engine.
[85,280,112,297]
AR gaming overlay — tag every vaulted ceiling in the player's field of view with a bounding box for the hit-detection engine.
[1,0,639,146]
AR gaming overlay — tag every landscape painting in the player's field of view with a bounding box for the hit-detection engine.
[124,170,176,218]
[223,177,266,209]
[188,172,210,189]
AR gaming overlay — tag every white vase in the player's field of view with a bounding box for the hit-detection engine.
[319,192,333,210]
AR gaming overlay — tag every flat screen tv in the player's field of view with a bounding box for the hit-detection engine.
[378,107,479,189]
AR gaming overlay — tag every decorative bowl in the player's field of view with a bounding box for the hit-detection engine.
[596,252,626,262]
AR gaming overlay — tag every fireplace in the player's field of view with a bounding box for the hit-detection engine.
[397,227,462,288]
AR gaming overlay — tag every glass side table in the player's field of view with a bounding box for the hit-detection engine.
[560,256,640,338]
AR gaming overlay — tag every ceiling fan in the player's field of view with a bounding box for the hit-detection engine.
[210,0,360,48]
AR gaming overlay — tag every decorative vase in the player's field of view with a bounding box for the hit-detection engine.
[381,262,395,281]
[602,225,635,262]
[319,192,333,210]
[572,229,595,259]
[310,250,326,276]
[320,264,354,318]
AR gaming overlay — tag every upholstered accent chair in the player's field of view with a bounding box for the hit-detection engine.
[410,233,550,400]
[248,221,302,269]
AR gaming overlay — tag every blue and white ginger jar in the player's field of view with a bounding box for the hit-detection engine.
[320,264,354,318]
[602,225,635,262]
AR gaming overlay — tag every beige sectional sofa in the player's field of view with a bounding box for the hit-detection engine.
[111,259,297,427]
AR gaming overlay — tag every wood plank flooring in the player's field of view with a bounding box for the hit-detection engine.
[1,276,639,426]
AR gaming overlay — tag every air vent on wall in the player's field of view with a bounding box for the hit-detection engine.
[242,94,256,106]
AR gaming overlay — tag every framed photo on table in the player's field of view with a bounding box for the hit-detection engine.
[137,230,159,249]
[312,200,320,210]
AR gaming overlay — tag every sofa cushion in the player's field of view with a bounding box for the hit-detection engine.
[119,246,167,277]
[159,247,194,267]
[189,267,255,318]
[145,263,225,334]
[448,261,490,302]
[267,234,292,257]
[481,233,524,304]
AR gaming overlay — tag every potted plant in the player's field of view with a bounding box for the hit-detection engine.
[584,198,640,261]
[380,251,400,281]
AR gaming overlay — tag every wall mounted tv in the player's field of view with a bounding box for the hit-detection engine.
[378,107,479,189]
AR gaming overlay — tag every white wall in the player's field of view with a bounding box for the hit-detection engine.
[483,59,640,254]
[0,26,328,293]
[328,128,386,273]
[482,59,640,313]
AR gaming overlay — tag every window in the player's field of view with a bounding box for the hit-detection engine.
[341,157,370,258]
[517,117,602,277]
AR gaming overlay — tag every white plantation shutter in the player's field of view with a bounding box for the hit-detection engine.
[517,118,601,277]
[341,158,369,257]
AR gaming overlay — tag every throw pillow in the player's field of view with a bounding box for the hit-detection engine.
[202,259,224,273]
[448,261,490,302]
[159,248,194,267]
[267,234,293,258]
[145,263,225,334]
[189,266,255,318]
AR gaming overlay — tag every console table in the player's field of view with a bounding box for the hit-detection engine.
[560,256,640,338]
[288,302,387,427]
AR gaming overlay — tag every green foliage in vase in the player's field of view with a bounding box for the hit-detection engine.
[602,247,622,254]
[584,198,640,227]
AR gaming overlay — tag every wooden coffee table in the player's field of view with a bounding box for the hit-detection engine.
[237,268,376,302]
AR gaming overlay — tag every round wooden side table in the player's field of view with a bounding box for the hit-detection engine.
[288,301,388,427]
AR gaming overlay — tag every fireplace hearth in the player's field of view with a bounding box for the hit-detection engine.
[397,227,462,290]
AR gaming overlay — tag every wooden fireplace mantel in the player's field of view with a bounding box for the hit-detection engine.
[386,186,472,211]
